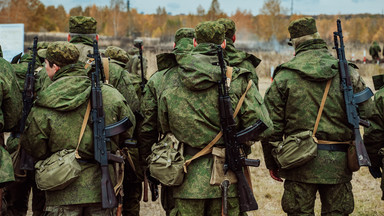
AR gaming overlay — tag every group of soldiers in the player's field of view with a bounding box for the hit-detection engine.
[0,14,383,216]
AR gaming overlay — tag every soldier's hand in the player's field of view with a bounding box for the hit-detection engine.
[369,166,382,178]
[269,169,283,182]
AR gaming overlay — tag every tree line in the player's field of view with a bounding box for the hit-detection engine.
[0,0,383,44]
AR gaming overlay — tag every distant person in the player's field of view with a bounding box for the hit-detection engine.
[217,18,261,89]
[68,16,98,63]
[262,17,371,215]
[369,41,381,63]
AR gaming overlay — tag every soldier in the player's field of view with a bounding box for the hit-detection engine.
[125,42,148,98]
[20,41,136,214]
[262,17,370,215]
[217,18,261,89]
[364,76,384,201]
[104,45,142,216]
[139,21,272,215]
[140,27,195,216]
[4,41,49,216]
[68,16,97,63]
[369,41,381,63]
[0,43,22,215]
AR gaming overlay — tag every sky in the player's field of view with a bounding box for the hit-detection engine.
[39,0,384,16]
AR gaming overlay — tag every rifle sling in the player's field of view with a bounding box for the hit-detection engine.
[312,79,352,145]
[102,57,110,84]
[75,100,91,159]
[183,70,253,173]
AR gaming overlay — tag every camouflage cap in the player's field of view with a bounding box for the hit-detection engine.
[105,46,130,64]
[69,16,97,34]
[174,28,195,44]
[43,42,79,67]
[217,18,236,39]
[288,17,317,39]
[37,41,50,51]
[195,21,225,45]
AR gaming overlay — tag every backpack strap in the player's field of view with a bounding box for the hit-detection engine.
[183,74,253,173]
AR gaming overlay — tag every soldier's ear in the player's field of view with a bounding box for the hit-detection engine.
[67,34,71,42]
[232,34,236,43]
[173,42,176,49]
[221,39,226,49]
[193,38,197,47]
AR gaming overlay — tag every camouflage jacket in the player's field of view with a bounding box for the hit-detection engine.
[20,62,136,206]
[142,43,272,199]
[225,40,261,89]
[263,39,370,184]
[70,36,93,63]
[108,59,140,113]
[364,86,384,193]
[0,57,22,185]
[11,53,44,93]
[369,42,381,59]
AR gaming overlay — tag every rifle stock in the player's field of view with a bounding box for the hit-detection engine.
[333,19,372,167]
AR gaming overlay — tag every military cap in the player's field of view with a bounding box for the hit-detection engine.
[195,21,225,45]
[288,17,317,39]
[105,46,130,64]
[217,18,236,39]
[174,28,195,44]
[41,42,79,67]
[69,16,97,34]
[37,41,50,51]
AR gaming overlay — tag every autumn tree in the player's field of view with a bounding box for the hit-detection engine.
[258,0,288,41]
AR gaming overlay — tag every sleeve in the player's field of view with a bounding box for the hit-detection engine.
[364,91,384,167]
[262,78,286,170]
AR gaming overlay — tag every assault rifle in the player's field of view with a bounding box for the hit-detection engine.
[333,19,373,167]
[216,45,268,213]
[17,36,39,170]
[133,39,147,92]
[89,40,133,208]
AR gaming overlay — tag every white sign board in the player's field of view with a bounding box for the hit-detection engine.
[0,24,24,62]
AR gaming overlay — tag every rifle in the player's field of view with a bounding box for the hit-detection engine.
[216,45,268,213]
[16,36,39,170]
[133,39,147,92]
[89,40,133,208]
[333,19,373,167]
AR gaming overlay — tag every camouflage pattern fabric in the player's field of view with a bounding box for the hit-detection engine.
[288,17,317,39]
[195,21,225,45]
[105,46,130,65]
[282,180,354,215]
[69,16,97,34]
[225,39,260,90]
[170,197,247,216]
[141,42,272,199]
[45,203,113,216]
[44,42,79,67]
[126,54,148,79]
[69,35,94,63]
[20,62,136,206]
[369,41,381,60]
[0,145,14,187]
[364,86,384,200]
[0,57,22,132]
[174,28,195,45]
[263,39,370,182]
[217,18,236,39]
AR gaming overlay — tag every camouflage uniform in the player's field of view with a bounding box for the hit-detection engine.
[104,46,142,216]
[364,77,384,201]
[68,16,96,63]
[20,42,136,215]
[140,27,195,215]
[369,41,381,61]
[140,21,272,216]
[217,18,261,89]
[125,45,148,98]
[262,17,370,215]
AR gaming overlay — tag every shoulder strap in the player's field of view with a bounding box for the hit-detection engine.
[312,79,332,142]
[102,57,110,84]
[183,75,253,173]
[75,100,91,159]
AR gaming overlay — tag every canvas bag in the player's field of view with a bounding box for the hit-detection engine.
[35,101,90,191]
[147,133,185,186]
[271,79,333,169]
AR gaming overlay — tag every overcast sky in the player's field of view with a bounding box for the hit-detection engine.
[39,0,384,15]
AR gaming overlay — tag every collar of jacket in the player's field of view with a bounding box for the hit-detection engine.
[52,62,88,82]
[295,39,328,56]
[69,35,94,47]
